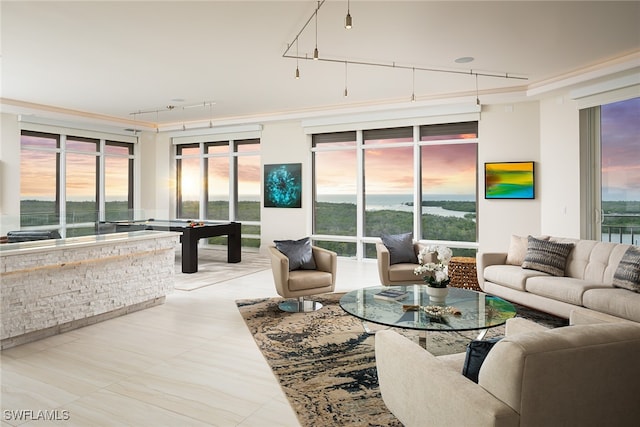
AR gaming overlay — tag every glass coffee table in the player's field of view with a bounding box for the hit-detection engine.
[339,285,516,342]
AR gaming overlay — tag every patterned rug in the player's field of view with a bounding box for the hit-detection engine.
[236,292,568,427]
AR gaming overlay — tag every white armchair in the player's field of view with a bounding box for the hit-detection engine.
[375,318,640,427]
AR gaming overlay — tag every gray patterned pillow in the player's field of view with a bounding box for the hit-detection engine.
[274,237,317,271]
[521,236,573,276]
[612,246,640,292]
[381,232,416,265]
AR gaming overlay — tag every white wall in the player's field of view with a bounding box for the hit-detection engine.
[259,120,311,249]
[539,94,581,238]
[0,113,21,234]
[477,102,541,252]
[139,131,173,219]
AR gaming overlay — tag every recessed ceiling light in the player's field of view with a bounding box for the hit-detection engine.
[455,57,474,64]
[171,98,185,102]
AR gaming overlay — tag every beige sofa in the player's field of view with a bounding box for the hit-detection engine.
[375,317,640,427]
[477,236,640,323]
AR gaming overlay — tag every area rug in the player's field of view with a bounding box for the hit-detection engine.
[174,248,271,291]
[236,292,568,427]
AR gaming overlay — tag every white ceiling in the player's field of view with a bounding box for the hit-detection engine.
[2,1,639,130]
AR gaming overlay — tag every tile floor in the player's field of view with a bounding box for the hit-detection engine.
[1,254,380,426]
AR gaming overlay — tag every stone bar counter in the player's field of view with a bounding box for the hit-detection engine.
[0,230,179,349]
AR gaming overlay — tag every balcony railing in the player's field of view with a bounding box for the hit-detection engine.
[601,213,640,245]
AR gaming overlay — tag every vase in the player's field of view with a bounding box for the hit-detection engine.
[426,286,449,304]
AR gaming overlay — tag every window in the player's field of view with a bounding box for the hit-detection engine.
[312,122,478,259]
[582,97,640,244]
[104,141,134,221]
[420,123,478,244]
[175,138,261,247]
[20,131,60,227]
[19,129,135,236]
[206,142,230,220]
[313,132,358,256]
[176,144,201,218]
[65,136,98,236]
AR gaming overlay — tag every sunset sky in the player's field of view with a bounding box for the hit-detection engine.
[601,97,640,201]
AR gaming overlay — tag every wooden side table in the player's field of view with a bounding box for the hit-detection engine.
[448,256,481,291]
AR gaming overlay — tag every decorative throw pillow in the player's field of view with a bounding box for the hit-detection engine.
[506,234,550,266]
[274,237,317,271]
[521,236,574,276]
[612,246,640,292]
[381,232,416,265]
[462,337,502,383]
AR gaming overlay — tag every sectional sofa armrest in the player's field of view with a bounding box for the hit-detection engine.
[505,317,549,336]
[569,308,634,325]
[476,252,508,290]
[375,330,519,427]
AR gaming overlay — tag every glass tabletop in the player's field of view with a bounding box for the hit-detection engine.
[339,285,516,332]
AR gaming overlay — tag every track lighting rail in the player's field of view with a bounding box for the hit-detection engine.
[130,101,215,117]
[282,0,527,82]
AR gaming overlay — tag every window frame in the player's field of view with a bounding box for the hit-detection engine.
[19,129,136,236]
[312,122,478,260]
[174,137,261,247]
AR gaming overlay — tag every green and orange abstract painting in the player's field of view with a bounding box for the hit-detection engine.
[485,162,534,199]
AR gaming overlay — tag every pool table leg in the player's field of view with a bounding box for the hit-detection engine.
[181,235,198,274]
[227,224,241,263]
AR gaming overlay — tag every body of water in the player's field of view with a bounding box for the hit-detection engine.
[317,194,474,218]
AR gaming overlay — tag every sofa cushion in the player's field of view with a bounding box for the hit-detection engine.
[561,239,629,282]
[525,276,608,306]
[388,263,420,283]
[612,246,640,292]
[484,264,549,291]
[522,236,574,276]
[583,288,640,323]
[381,232,416,265]
[288,270,333,291]
[462,337,501,383]
[506,234,549,266]
[274,237,317,271]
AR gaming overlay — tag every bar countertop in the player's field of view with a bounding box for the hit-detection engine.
[0,230,179,256]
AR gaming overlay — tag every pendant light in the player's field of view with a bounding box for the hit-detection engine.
[345,0,352,29]
[344,61,348,97]
[411,67,416,102]
[295,39,300,79]
[313,1,319,60]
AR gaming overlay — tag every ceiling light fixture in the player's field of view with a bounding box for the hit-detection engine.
[281,0,527,99]
[295,38,300,79]
[344,61,348,97]
[455,56,474,64]
[411,67,416,102]
[313,1,319,60]
[475,73,480,106]
[345,0,352,29]
[132,112,139,135]
[128,102,216,133]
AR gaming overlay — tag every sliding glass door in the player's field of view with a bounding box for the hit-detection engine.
[599,97,640,244]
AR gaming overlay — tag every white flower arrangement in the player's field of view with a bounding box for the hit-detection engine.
[414,245,453,288]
